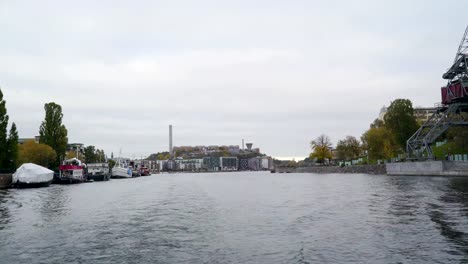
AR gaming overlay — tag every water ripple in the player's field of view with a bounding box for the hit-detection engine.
[0,172,468,263]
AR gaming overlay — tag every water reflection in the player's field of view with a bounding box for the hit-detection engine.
[39,186,70,223]
[428,178,468,257]
[384,177,420,221]
[1,173,468,263]
[0,190,11,230]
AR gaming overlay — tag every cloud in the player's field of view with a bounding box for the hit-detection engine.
[1,0,467,157]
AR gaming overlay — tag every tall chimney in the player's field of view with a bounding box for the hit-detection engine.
[242,139,245,150]
[169,125,173,157]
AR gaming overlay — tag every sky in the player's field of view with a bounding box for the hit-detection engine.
[1,0,467,159]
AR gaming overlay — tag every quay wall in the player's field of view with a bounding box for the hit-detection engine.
[386,161,468,176]
[0,174,12,189]
[274,165,386,175]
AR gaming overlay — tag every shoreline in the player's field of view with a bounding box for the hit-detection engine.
[274,164,386,175]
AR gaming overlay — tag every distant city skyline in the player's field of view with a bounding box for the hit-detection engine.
[1,0,467,158]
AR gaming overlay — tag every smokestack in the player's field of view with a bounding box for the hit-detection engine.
[169,125,173,157]
[242,139,245,150]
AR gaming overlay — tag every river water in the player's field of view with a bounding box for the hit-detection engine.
[0,172,468,263]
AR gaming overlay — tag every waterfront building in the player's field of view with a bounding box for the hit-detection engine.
[414,107,437,123]
[248,157,260,170]
[203,157,220,171]
[239,159,249,170]
[67,143,84,153]
[220,157,238,171]
[18,136,40,144]
[175,159,203,171]
[156,160,166,171]
[248,157,274,170]
[134,159,159,172]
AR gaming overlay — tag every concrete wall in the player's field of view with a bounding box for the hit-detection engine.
[276,161,468,176]
[275,165,386,175]
[0,174,12,189]
[386,161,468,176]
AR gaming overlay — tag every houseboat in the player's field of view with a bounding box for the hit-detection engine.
[86,163,111,181]
[56,158,86,183]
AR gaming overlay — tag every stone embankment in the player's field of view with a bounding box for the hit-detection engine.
[386,161,468,176]
[274,165,386,175]
[0,174,12,189]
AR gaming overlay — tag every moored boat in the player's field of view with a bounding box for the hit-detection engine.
[56,158,86,184]
[140,166,151,176]
[86,163,111,181]
[111,159,132,178]
[12,163,53,188]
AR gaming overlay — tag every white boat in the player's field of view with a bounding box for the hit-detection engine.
[111,159,132,178]
[12,163,53,188]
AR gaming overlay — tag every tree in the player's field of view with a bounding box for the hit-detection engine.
[310,134,333,164]
[0,88,9,169]
[17,140,57,168]
[6,123,18,170]
[370,118,384,129]
[147,152,170,160]
[66,150,82,160]
[432,125,468,158]
[361,126,397,162]
[384,99,419,149]
[82,146,106,163]
[336,136,361,161]
[96,149,106,162]
[39,102,68,168]
[84,145,97,164]
[108,159,116,169]
[287,159,298,167]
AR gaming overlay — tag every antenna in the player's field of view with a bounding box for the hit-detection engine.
[169,125,173,158]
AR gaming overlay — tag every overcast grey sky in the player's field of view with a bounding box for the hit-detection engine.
[1,0,467,159]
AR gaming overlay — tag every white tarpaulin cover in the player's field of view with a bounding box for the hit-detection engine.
[13,163,54,184]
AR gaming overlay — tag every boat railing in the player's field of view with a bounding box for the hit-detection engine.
[59,165,83,170]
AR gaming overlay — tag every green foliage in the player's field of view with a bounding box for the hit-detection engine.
[361,126,397,162]
[39,102,68,168]
[66,150,82,160]
[286,160,298,167]
[310,134,333,164]
[83,146,106,163]
[432,127,468,159]
[449,128,468,151]
[17,140,57,168]
[336,136,361,161]
[96,149,106,162]
[108,159,116,169]
[370,118,384,128]
[84,145,96,163]
[0,89,9,168]
[384,99,419,149]
[6,123,18,170]
[147,152,171,160]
